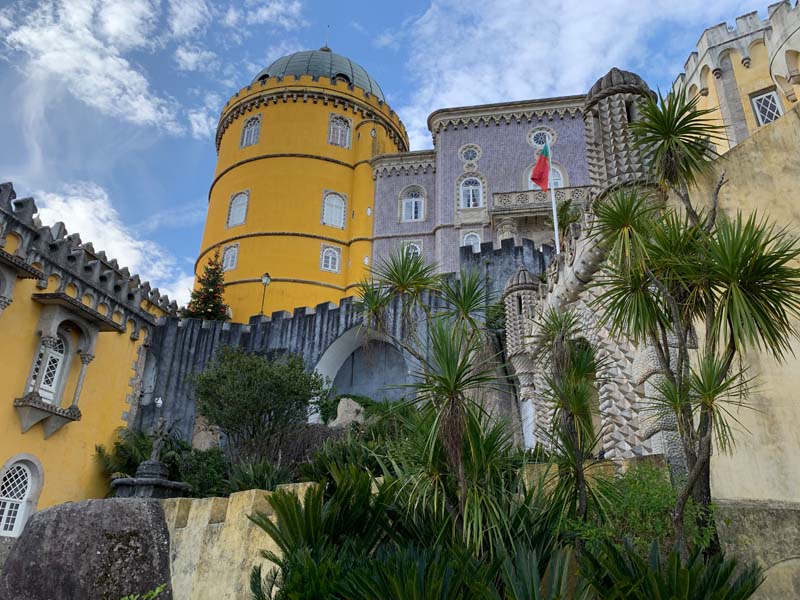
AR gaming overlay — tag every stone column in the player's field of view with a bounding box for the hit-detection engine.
[70,352,94,407]
[0,296,11,316]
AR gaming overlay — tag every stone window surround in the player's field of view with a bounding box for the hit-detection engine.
[456,172,487,210]
[527,125,557,148]
[328,113,353,149]
[524,160,569,190]
[398,185,426,223]
[222,244,239,272]
[457,143,482,164]
[320,244,342,273]
[0,454,44,538]
[226,190,250,229]
[462,230,482,251]
[749,87,784,127]
[240,114,262,148]
[321,190,348,229]
[401,239,423,258]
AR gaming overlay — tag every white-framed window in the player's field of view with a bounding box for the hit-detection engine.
[528,165,565,191]
[322,193,346,228]
[751,90,783,126]
[222,245,238,271]
[240,115,261,148]
[460,178,483,208]
[0,463,30,537]
[403,241,422,259]
[401,187,424,222]
[227,192,248,228]
[463,232,481,251]
[27,334,67,404]
[328,115,351,148]
[321,246,341,273]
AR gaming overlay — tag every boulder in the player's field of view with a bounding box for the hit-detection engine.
[0,498,172,600]
[329,397,365,428]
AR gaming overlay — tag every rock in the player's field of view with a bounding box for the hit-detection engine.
[329,397,365,428]
[0,498,172,600]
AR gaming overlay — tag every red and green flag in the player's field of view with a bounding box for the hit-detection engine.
[530,142,551,190]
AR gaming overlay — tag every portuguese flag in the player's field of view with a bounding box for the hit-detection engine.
[531,142,551,190]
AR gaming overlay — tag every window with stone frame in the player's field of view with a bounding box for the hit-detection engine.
[404,241,422,259]
[26,334,68,404]
[401,187,424,222]
[240,115,261,148]
[328,115,351,148]
[460,178,483,208]
[321,246,341,273]
[322,193,346,228]
[227,192,249,228]
[751,90,783,126]
[0,463,31,537]
[222,245,239,271]
[528,164,564,191]
[463,232,481,252]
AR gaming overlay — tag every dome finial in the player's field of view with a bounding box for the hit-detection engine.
[319,45,331,52]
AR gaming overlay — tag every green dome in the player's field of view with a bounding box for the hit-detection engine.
[253,47,386,102]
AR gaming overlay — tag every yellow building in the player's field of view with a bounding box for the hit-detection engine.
[0,182,176,540]
[197,47,408,321]
[673,2,800,152]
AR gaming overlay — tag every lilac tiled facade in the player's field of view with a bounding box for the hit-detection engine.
[371,95,590,273]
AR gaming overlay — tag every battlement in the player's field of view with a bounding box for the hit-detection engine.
[0,182,178,337]
[673,1,799,92]
[216,73,408,152]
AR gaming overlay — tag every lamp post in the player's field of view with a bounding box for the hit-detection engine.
[259,272,271,316]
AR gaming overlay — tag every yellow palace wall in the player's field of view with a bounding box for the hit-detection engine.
[694,103,800,501]
[0,241,167,510]
[198,75,407,322]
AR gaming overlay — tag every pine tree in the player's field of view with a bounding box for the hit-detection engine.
[181,249,229,320]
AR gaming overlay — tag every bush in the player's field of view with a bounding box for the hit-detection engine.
[176,447,229,498]
[227,460,292,493]
[571,462,713,556]
[318,394,378,425]
[118,584,166,600]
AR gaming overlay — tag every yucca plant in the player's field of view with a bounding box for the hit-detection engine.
[580,538,763,600]
[226,459,292,494]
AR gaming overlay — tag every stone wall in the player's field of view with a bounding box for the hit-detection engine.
[161,484,313,600]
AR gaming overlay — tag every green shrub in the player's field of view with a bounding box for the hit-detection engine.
[118,584,166,600]
[580,538,763,599]
[176,447,229,498]
[226,459,292,493]
[570,462,713,557]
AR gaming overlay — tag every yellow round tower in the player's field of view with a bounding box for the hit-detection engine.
[197,47,408,321]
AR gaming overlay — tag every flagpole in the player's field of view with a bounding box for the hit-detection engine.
[548,142,560,254]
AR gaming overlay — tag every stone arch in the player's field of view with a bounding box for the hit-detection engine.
[314,326,412,403]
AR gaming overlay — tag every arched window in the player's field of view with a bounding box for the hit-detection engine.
[240,116,261,148]
[0,463,31,536]
[322,193,346,228]
[401,187,424,222]
[404,242,422,259]
[227,192,248,228]
[463,232,481,251]
[321,246,341,272]
[222,245,238,271]
[460,178,483,208]
[328,115,351,148]
[528,165,564,191]
[28,334,68,403]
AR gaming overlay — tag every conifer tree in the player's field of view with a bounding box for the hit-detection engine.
[182,249,229,320]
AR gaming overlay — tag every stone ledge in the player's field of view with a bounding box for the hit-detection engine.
[13,393,81,437]
[0,248,43,279]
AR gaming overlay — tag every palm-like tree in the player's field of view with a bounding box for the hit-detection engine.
[591,89,800,557]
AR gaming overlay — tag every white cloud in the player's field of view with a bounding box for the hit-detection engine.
[175,44,218,71]
[35,182,194,306]
[393,0,753,149]
[186,92,222,139]
[168,0,211,38]
[3,0,182,134]
[244,0,305,28]
[97,0,159,51]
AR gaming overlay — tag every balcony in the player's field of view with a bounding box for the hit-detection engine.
[491,186,592,216]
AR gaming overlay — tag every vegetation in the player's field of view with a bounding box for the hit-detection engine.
[181,248,229,320]
[592,89,800,556]
[118,584,166,600]
[192,346,328,463]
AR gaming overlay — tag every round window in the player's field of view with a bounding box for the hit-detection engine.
[459,145,481,162]
[528,127,556,148]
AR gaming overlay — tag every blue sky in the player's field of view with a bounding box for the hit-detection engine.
[0,0,758,304]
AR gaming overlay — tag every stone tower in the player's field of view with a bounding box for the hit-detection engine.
[503,266,540,449]
[198,48,408,321]
[583,67,653,193]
